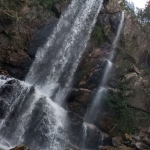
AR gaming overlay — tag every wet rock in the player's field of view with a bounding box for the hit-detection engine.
[81,123,103,149]
[51,3,62,18]
[28,17,58,57]
[99,145,134,150]
[67,111,84,146]
[67,88,92,117]
[4,60,31,80]
[10,145,34,150]
[0,75,34,122]
[67,112,103,149]
[102,134,113,146]
[67,143,80,150]
[97,12,122,42]
[96,112,116,135]
[86,60,109,90]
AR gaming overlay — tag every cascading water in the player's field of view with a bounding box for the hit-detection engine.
[26,0,103,105]
[0,0,103,150]
[0,75,68,150]
[82,123,87,150]
[84,11,125,123]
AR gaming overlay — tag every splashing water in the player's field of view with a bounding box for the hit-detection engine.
[0,75,68,150]
[0,0,104,149]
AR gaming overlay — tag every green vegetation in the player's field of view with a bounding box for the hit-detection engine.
[34,0,66,9]
[105,69,150,134]
[105,92,138,134]
[92,25,106,45]
[0,0,66,18]
[120,0,135,14]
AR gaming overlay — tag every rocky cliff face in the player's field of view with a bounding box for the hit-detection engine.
[0,0,150,149]
[67,0,150,149]
[0,0,69,79]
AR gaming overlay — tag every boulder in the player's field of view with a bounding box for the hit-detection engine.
[67,112,103,149]
[51,3,62,18]
[81,122,103,149]
[67,88,92,117]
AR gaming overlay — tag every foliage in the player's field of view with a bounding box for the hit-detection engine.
[0,0,65,16]
[120,0,135,14]
[137,1,150,25]
[105,91,138,134]
[32,0,65,9]
[92,25,106,45]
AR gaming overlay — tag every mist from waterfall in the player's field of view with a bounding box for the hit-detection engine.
[0,0,103,150]
[84,11,125,123]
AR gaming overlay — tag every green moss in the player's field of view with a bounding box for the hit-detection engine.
[92,25,106,45]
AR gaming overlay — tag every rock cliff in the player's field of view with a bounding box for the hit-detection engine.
[0,0,150,149]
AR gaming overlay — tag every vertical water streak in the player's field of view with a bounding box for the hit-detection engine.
[109,11,125,61]
[84,87,107,122]
[84,11,124,123]
[82,123,87,149]
[101,60,113,86]
[55,0,104,104]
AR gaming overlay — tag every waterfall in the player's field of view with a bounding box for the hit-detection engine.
[82,123,87,150]
[84,11,125,123]
[0,75,68,150]
[26,0,103,105]
[0,0,103,150]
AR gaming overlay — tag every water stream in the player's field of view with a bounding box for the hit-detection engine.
[82,123,87,149]
[84,11,125,124]
[26,0,103,105]
[0,0,103,149]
